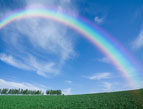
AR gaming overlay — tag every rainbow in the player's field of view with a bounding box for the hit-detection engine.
[0,8,141,88]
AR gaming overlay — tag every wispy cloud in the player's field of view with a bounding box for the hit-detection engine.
[0,78,46,91]
[102,81,133,92]
[94,16,104,24]
[91,81,134,93]
[62,88,72,95]
[84,72,111,80]
[0,53,59,78]
[131,28,143,50]
[0,53,30,70]
[65,80,72,84]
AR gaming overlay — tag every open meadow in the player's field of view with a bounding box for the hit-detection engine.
[0,89,143,109]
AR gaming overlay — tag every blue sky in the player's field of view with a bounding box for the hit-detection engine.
[0,0,143,95]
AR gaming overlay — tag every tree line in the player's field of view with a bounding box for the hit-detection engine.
[46,90,62,95]
[0,88,43,95]
[0,88,62,95]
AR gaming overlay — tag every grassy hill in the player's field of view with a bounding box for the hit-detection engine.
[0,89,143,109]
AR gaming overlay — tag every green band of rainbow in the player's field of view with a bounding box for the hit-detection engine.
[0,8,141,88]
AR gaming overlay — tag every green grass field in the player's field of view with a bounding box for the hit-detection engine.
[0,89,143,109]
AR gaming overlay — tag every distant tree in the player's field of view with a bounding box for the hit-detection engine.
[1,88,8,95]
[17,89,20,94]
[46,90,49,95]
[20,89,23,95]
[8,89,12,95]
[15,89,19,95]
[46,90,62,95]
[50,90,52,95]
[52,90,55,95]
[57,90,62,95]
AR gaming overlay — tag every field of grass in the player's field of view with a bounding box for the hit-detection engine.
[0,89,143,109]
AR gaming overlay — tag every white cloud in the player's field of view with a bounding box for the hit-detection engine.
[0,78,45,91]
[132,28,143,49]
[0,53,30,70]
[102,82,134,92]
[0,53,59,78]
[28,56,59,77]
[65,80,72,84]
[84,72,111,80]
[102,82,136,93]
[89,82,120,93]
[94,16,104,24]
[62,88,72,95]
[98,57,110,64]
